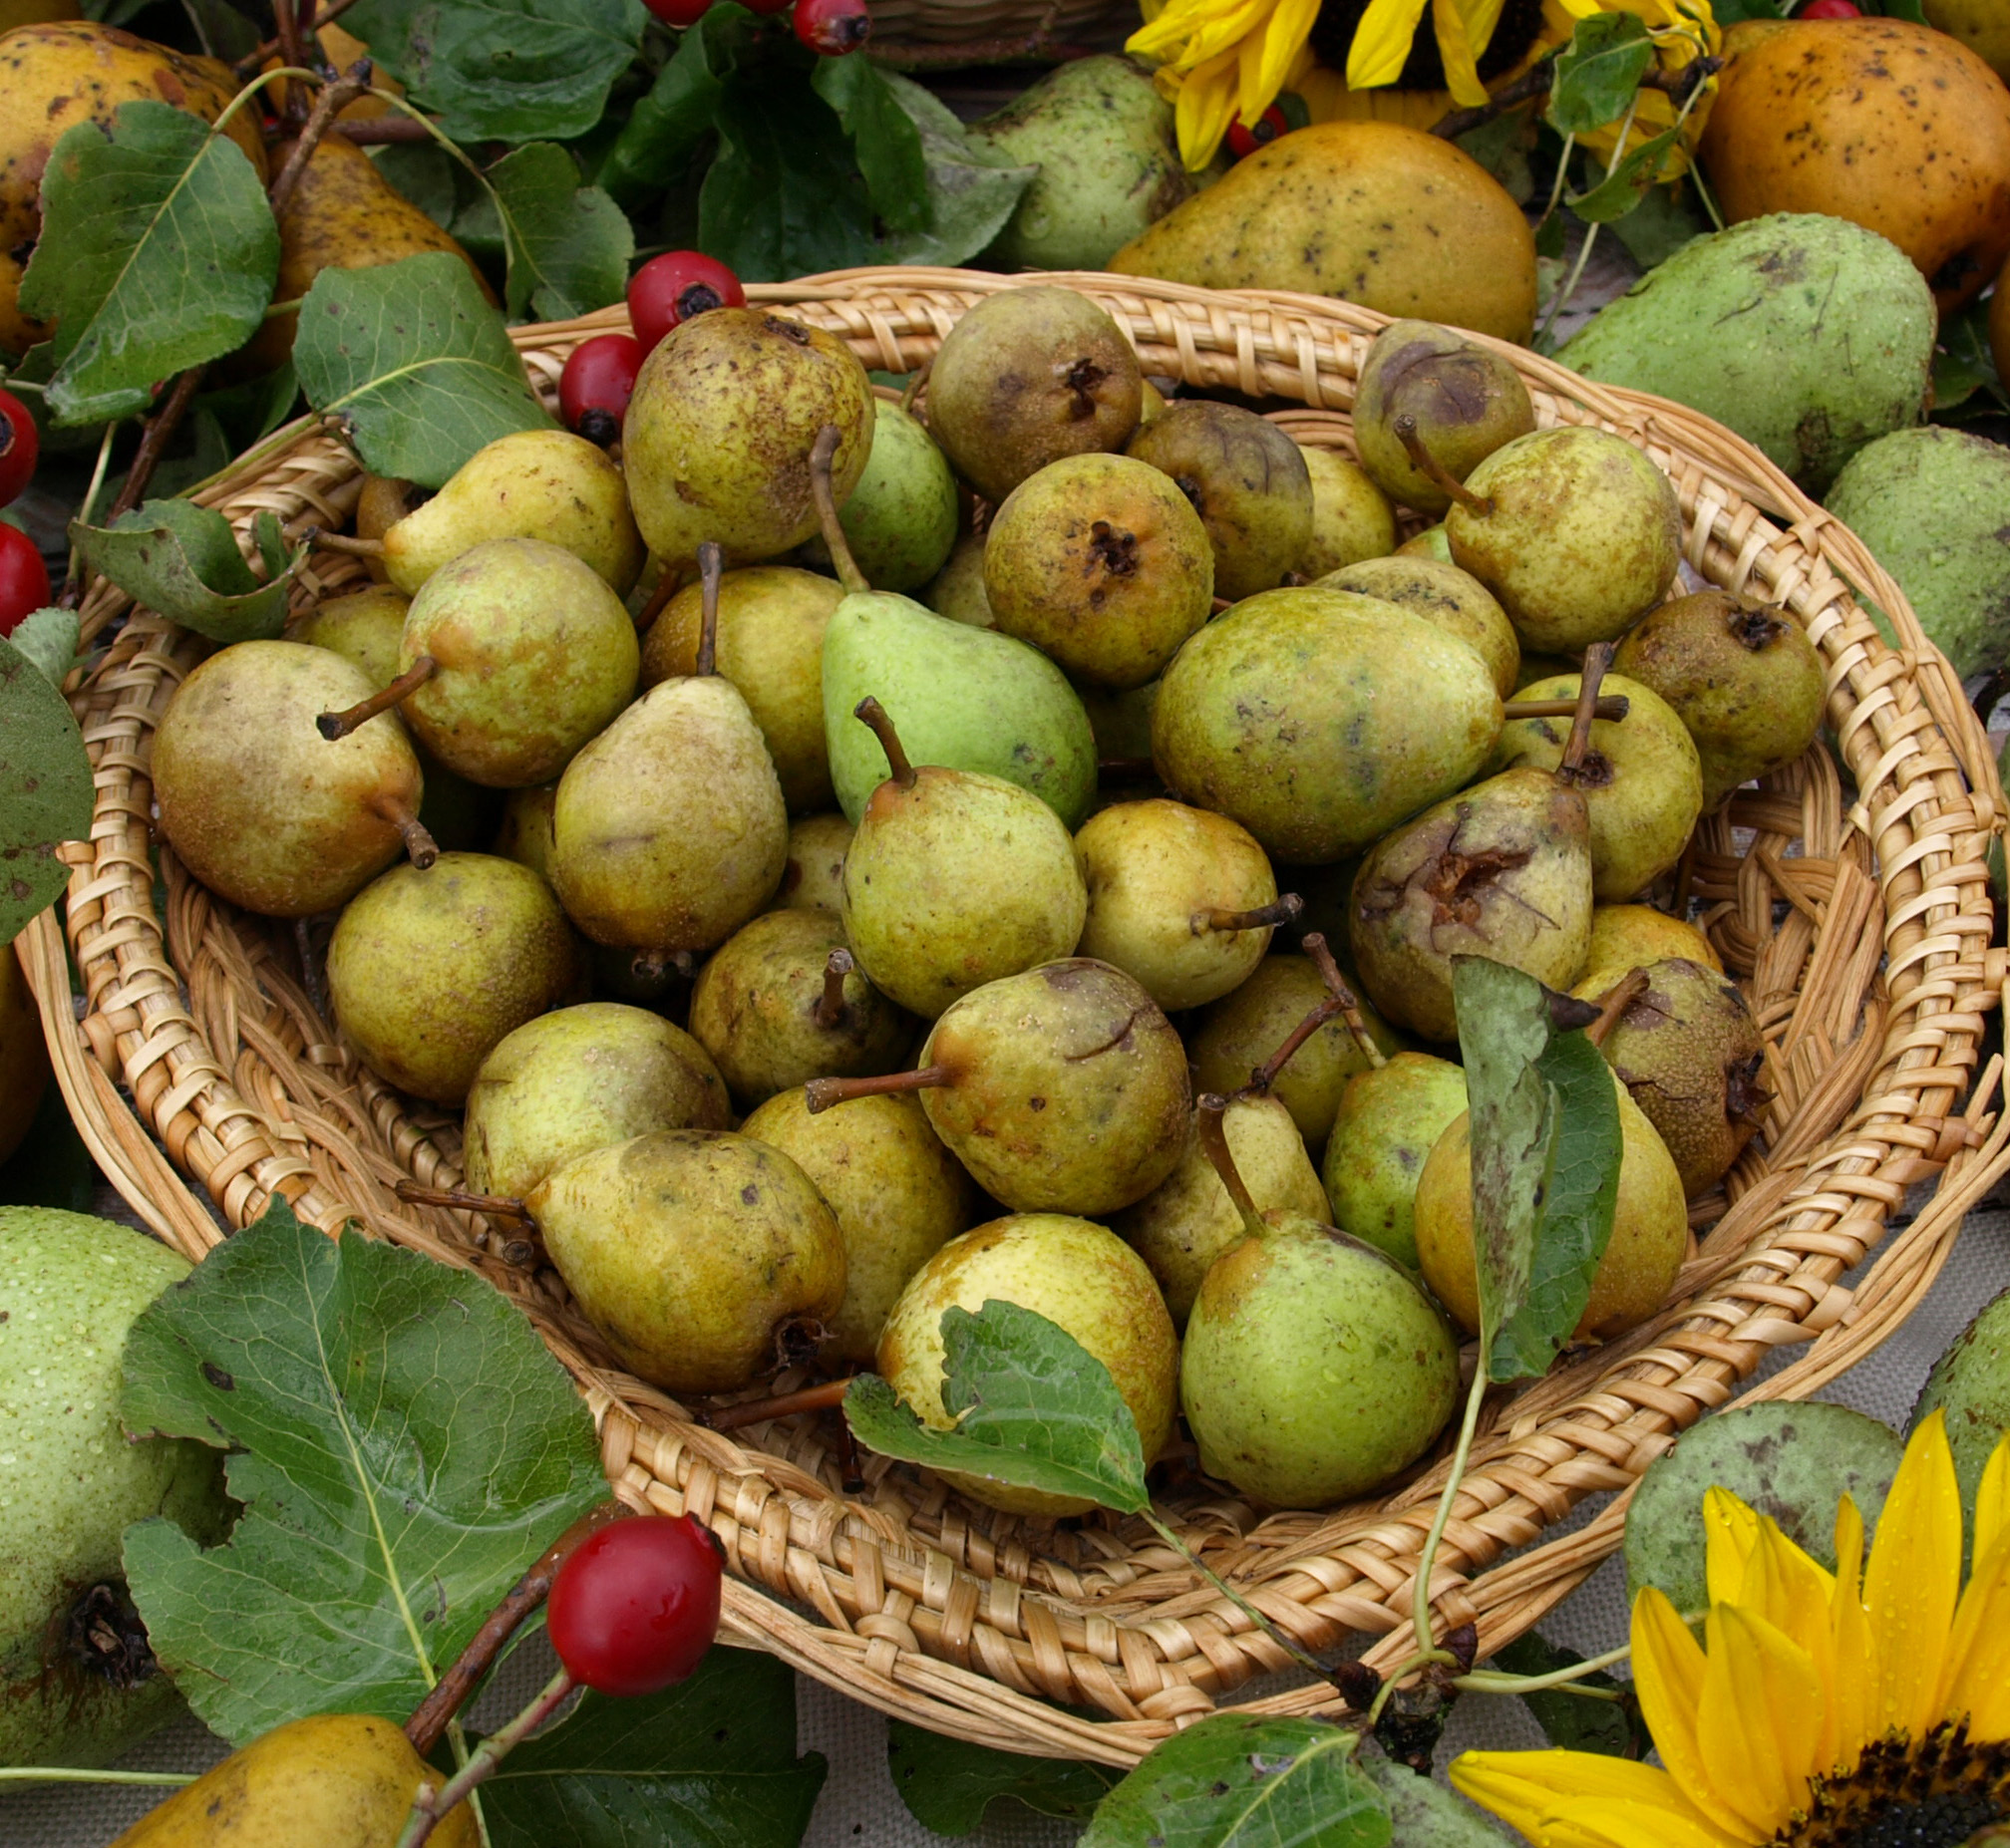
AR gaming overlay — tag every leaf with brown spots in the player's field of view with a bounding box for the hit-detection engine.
[0,625,92,946]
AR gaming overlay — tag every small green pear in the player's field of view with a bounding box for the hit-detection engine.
[288,584,410,687]
[775,812,853,914]
[922,530,995,628]
[803,398,957,593]
[1298,447,1398,577]
[1322,1051,1468,1271]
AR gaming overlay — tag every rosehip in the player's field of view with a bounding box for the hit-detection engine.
[626,251,747,355]
[546,1514,723,1698]
[794,0,872,57]
[0,520,52,638]
[0,388,39,509]
[1798,1,1860,15]
[643,0,716,23]
[1226,106,1289,159]
[559,335,645,447]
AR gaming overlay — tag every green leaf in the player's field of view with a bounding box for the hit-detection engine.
[340,0,652,144]
[1608,180,1709,270]
[70,497,302,644]
[1492,1634,1646,1759]
[1705,0,1780,17]
[887,1717,1116,1835]
[594,5,750,212]
[8,607,81,687]
[293,251,554,488]
[481,144,635,322]
[481,1644,828,1847]
[1931,297,2008,419]
[814,58,930,236]
[371,143,462,228]
[1359,1755,1514,1843]
[20,101,277,428]
[1545,14,1654,136]
[843,1300,1150,1513]
[0,629,93,946]
[1081,1715,1390,1848]
[120,1195,609,1745]
[874,72,1039,269]
[1879,0,1927,21]
[1566,126,1684,223]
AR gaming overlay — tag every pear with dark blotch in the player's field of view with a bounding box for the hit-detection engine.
[1353,318,1536,515]
[1321,1051,1468,1271]
[773,812,853,915]
[1320,554,1519,699]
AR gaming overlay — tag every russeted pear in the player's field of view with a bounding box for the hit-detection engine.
[1179,1097,1461,1508]
[528,1129,845,1393]
[1415,1066,1687,1340]
[623,307,875,568]
[1494,672,1702,901]
[983,453,1213,689]
[801,398,957,592]
[1298,447,1398,577]
[741,1087,977,1366]
[642,564,844,813]
[1578,904,1722,996]
[1126,401,1313,601]
[463,1002,730,1200]
[1597,957,1768,1197]
[1319,555,1519,699]
[876,1212,1175,1515]
[492,783,557,881]
[1352,319,1536,515]
[1113,1090,1328,1327]
[1153,587,1503,862]
[548,547,789,957]
[1075,799,1298,1012]
[154,641,431,919]
[326,852,577,1105]
[922,286,1143,503]
[689,909,911,1108]
[1322,1051,1468,1271]
[922,530,995,627]
[377,429,645,596]
[810,959,1190,1215]
[1612,589,1828,808]
[775,812,853,914]
[838,700,1085,1018]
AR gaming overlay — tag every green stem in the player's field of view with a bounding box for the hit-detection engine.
[1141,1509,1331,1684]
[64,415,121,598]
[1409,1344,1492,1659]
[397,1666,573,1848]
[1532,130,1575,241]
[0,1768,196,1786]
[211,66,321,138]
[1455,1639,1633,1697]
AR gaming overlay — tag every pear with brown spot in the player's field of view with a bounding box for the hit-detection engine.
[1352,318,1535,516]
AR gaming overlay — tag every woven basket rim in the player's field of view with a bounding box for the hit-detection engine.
[28,267,2010,1765]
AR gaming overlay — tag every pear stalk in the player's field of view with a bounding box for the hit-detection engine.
[852,696,917,788]
[1559,641,1616,779]
[1302,931,1387,1072]
[1502,695,1630,724]
[709,1377,855,1431]
[805,1063,950,1113]
[1198,893,1303,935]
[1194,1091,1267,1241]
[809,423,869,595]
[308,528,388,559]
[1244,995,1344,1094]
[694,540,724,677]
[394,1180,532,1219]
[319,654,438,740]
[370,793,439,872]
[1583,966,1651,1048]
[815,949,853,1029]
[1393,414,1494,516]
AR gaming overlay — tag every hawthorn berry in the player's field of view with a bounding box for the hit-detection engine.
[642,0,716,24]
[0,388,39,509]
[627,251,747,354]
[0,521,51,638]
[1798,0,1861,14]
[794,0,872,57]
[1226,106,1289,159]
[546,1514,723,1698]
[559,335,645,447]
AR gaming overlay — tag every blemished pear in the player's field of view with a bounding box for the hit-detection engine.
[1352,318,1535,515]
[1319,554,1519,700]
[1321,1051,1468,1271]
[775,812,853,914]
[1297,447,1398,577]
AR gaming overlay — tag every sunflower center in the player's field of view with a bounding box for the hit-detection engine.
[1782,1726,2010,1848]
[1307,0,1548,93]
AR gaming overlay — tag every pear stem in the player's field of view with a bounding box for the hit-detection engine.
[1583,966,1650,1048]
[1393,414,1493,516]
[695,540,723,678]
[397,1665,577,1848]
[853,696,916,788]
[308,528,387,559]
[709,1377,855,1431]
[1197,893,1303,935]
[898,359,931,417]
[395,1181,532,1220]
[1559,642,1615,779]
[1244,996,1343,1094]
[815,949,853,1029]
[1195,1092,1266,1241]
[1503,695,1629,724]
[633,567,681,635]
[319,654,437,740]
[805,1064,949,1113]
[1303,931,1386,1071]
[370,792,439,871]
[809,424,868,596]
[266,58,376,219]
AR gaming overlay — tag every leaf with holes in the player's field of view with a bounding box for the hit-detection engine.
[0,629,92,946]
[1545,12,1655,137]
[119,1195,607,1744]
[70,499,303,644]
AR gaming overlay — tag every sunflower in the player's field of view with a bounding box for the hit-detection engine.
[1454,1412,2010,1848]
[1129,0,1719,173]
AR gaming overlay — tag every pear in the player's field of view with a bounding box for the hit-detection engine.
[1352,319,1536,515]
[642,564,844,813]
[549,546,789,957]
[922,286,1143,503]
[875,1212,1176,1515]
[327,852,577,1106]
[463,1001,730,1200]
[492,783,557,881]
[1113,1091,1328,1328]
[741,1087,977,1367]
[1075,798,1298,1012]
[1397,523,1453,563]
[154,640,432,919]
[1126,400,1313,601]
[1319,554,1519,698]
[837,700,1085,1019]
[355,474,426,570]
[1298,447,1398,577]
[1178,1097,1460,1508]
[1322,1051,1468,1271]
[1909,1287,2010,1554]
[378,428,644,596]
[1152,586,1503,863]
[922,530,995,627]
[983,453,1213,690]
[802,398,957,592]
[689,908,911,1109]
[775,812,853,914]
[1579,903,1722,994]
[1074,676,1160,767]
[288,583,410,687]
[1494,672,1702,902]
[1415,1066,1687,1340]
[530,1131,846,1394]
[810,959,1190,1216]
[1611,588,1827,808]
[624,306,875,569]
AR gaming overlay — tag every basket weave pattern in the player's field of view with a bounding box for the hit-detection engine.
[22,270,2010,1765]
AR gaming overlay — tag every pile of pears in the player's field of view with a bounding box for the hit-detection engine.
[151,288,1830,1520]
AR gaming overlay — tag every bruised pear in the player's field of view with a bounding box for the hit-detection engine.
[1353,319,1535,516]
[1320,554,1519,698]
[776,812,852,914]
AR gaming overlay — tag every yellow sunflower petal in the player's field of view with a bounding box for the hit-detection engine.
[1543,1796,1756,1848]
[1630,1588,1761,1841]
[1345,0,1432,90]
[1863,1411,1963,1742]
[1744,1519,1838,1769]
[1703,1486,1762,1610]
[1975,1429,2010,1565]
[1941,1520,2010,1741]
[1430,0,1490,108]
[1828,1492,1875,1778]
[1452,1749,1744,1848]
[1238,0,1320,124]
[1696,1603,1825,1832]
[1171,48,1244,169]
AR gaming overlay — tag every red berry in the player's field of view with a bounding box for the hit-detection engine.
[740,0,794,15]
[546,1515,723,1698]
[1226,106,1289,160]
[642,0,715,23]
[626,251,747,355]
[559,335,645,447]
[1798,0,1860,13]
[0,388,39,509]
[794,0,871,57]
[0,520,51,638]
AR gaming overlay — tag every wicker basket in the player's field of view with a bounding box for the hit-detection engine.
[867,0,1132,46]
[21,269,2010,1767]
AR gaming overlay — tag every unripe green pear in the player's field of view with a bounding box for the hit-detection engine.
[922,530,995,628]
[1298,447,1398,577]
[775,812,853,914]
[1397,523,1453,563]
[802,399,957,593]
[288,584,410,687]
[1322,1051,1468,1271]
[1353,319,1535,515]
[1319,555,1518,699]
[492,783,557,881]
[1910,1287,2010,1556]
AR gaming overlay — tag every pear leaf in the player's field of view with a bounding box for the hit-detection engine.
[1567,126,1685,223]
[887,1718,1118,1835]
[843,1300,1150,1513]
[120,1195,608,1744]
[872,72,1039,269]
[1545,12,1655,137]
[293,252,554,487]
[0,629,93,946]
[476,143,634,323]
[70,497,303,643]
[1081,1715,1390,1848]
[814,57,929,237]
[1491,1634,1646,1760]
[594,2,749,212]
[7,606,82,688]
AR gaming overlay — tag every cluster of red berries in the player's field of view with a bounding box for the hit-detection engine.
[547,1513,724,1696]
[0,385,47,637]
[557,249,747,444]
[642,0,872,57]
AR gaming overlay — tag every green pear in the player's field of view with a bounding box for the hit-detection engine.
[922,530,995,628]
[1298,448,1398,577]
[802,398,957,593]
[463,1002,730,1200]
[1352,319,1535,515]
[492,783,557,881]
[288,584,410,687]
[380,428,644,596]
[1321,1051,1468,1271]
[775,812,853,914]
[1397,523,1453,563]
[528,1129,846,1394]
[1319,554,1519,699]
[1910,1288,2010,1559]
[1578,903,1723,997]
